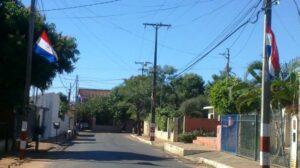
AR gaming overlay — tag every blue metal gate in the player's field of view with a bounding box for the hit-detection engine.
[221,115,238,153]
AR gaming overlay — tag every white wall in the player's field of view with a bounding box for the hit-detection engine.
[36,93,70,139]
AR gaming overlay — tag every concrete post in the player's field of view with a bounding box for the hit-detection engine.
[92,117,96,131]
[182,116,186,133]
[290,115,298,168]
[167,118,170,140]
[173,118,179,142]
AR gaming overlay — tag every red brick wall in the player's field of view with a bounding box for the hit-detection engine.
[185,116,220,133]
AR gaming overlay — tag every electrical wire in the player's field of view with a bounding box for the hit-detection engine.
[293,0,300,16]
[42,3,195,18]
[41,0,121,12]
[167,0,202,24]
[231,22,258,60]
[58,75,70,90]
[177,0,260,74]
[56,0,134,72]
[192,0,236,22]
[175,1,263,77]
[274,10,300,49]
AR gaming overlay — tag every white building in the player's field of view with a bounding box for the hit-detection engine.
[36,93,70,139]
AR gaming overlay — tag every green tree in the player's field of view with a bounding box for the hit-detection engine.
[75,96,116,125]
[208,77,242,114]
[234,58,300,114]
[205,70,228,95]
[0,0,79,110]
[58,93,68,120]
[116,76,152,135]
[171,73,205,107]
[156,65,178,107]
[179,95,209,117]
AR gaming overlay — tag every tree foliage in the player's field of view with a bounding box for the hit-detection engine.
[58,93,68,120]
[0,0,79,109]
[208,77,242,114]
[171,73,205,107]
[179,95,209,117]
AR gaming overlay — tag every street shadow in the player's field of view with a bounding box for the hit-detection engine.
[27,150,169,162]
[73,138,96,141]
[77,133,95,137]
[71,141,98,145]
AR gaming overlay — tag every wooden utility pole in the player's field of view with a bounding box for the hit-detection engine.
[68,83,71,104]
[220,48,230,78]
[135,61,151,76]
[260,0,272,167]
[20,0,36,160]
[74,75,78,124]
[143,23,171,141]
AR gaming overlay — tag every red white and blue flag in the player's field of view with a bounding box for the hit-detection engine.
[34,31,58,63]
[266,27,280,78]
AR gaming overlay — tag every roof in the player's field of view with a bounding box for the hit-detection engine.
[78,88,111,100]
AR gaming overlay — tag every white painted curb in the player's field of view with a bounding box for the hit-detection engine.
[130,134,153,145]
[184,155,233,168]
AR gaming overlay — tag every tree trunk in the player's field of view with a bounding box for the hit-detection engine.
[136,111,141,136]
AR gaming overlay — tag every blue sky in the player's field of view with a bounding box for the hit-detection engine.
[22,0,300,100]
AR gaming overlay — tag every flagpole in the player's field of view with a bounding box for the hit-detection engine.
[20,0,36,160]
[260,0,271,167]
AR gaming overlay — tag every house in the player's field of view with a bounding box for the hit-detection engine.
[35,93,70,139]
[203,106,220,120]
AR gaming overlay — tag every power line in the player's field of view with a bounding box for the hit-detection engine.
[101,19,197,56]
[231,22,258,60]
[178,0,260,71]
[41,0,121,12]
[44,2,196,18]
[293,0,300,16]
[192,0,236,22]
[175,6,263,77]
[165,0,201,24]
[56,0,134,72]
[68,3,135,70]
[54,1,197,57]
[274,10,300,49]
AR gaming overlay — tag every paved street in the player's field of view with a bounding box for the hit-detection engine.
[21,132,200,168]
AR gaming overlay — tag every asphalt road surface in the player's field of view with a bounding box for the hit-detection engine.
[25,132,201,168]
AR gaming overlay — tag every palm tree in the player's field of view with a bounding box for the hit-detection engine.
[234,61,262,113]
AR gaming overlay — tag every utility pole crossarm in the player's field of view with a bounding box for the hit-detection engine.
[135,61,151,76]
[143,23,171,29]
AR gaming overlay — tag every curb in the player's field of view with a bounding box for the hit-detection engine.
[130,135,153,145]
[184,155,232,168]
[130,134,231,168]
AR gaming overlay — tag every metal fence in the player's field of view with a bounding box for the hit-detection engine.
[237,114,259,160]
[269,112,290,167]
[233,113,290,167]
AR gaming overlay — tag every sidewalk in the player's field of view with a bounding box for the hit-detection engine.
[129,134,168,148]
[0,134,72,168]
[130,134,279,168]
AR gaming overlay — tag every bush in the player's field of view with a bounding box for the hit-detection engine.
[203,131,216,137]
[178,132,197,143]
[178,129,217,143]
